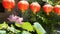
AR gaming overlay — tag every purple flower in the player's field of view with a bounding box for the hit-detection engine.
[8,14,16,22]
[15,18,23,24]
[8,14,23,24]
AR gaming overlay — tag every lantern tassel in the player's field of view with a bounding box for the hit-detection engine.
[8,9,11,12]
[46,12,49,15]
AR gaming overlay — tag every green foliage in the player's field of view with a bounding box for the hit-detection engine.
[33,22,46,34]
[22,31,31,34]
[0,21,46,34]
[15,22,34,32]
[0,30,6,34]
[7,25,15,33]
[0,22,8,29]
[56,1,60,5]
[15,29,21,33]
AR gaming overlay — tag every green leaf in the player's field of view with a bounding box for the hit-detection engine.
[2,22,8,29]
[0,24,3,29]
[15,23,21,27]
[56,1,60,5]
[22,31,31,34]
[15,32,21,34]
[15,22,34,32]
[0,30,6,34]
[33,22,46,34]
[21,22,34,31]
[7,25,15,33]
[7,25,21,33]
[15,29,21,33]
[8,32,14,34]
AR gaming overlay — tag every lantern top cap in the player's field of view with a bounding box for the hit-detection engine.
[19,0,29,4]
[43,4,53,8]
[55,5,60,7]
[3,0,15,2]
[31,2,40,6]
[44,4,52,6]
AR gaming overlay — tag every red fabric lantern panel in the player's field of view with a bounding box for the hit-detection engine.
[43,4,53,15]
[53,5,60,15]
[30,2,41,14]
[18,1,29,13]
[2,0,15,12]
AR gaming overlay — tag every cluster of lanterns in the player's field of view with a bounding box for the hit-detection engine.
[2,0,60,15]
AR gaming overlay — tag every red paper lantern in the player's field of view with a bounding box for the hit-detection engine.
[17,1,29,13]
[30,2,41,14]
[43,4,53,15]
[2,0,15,12]
[53,5,60,15]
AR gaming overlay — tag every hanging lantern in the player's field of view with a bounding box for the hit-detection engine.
[30,2,41,14]
[53,5,60,15]
[2,0,15,12]
[17,1,29,13]
[43,4,53,15]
